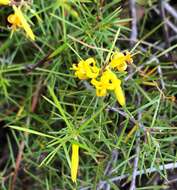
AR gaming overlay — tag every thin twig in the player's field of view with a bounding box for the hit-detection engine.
[159,0,171,49]
[163,2,177,20]
[157,65,165,90]
[166,20,177,34]
[159,35,177,49]
[10,77,45,190]
[97,150,118,190]
[67,35,109,52]
[31,79,44,112]
[125,56,159,81]
[129,140,140,190]
[129,0,137,46]
[164,177,177,185]
[10,115,31,190]
[107,106,145,131]
[117,37,164,51]
[107,106,137,124]
[26,53,51,73]
[129,93,141,190]
[98,162,177,187]
[104,150,119,176]
[10,141,25,190]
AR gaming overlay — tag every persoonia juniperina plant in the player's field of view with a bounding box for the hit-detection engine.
[70,50,133,183]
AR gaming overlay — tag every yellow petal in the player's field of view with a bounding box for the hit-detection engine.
[101,70,120,90]
[71,143,79,183]
[13,5,35,41]
[87,67,99,78]
[75,71,88,80]
[7,14,22,28]
[114,86,126,106]
[85,58,96,66]
[70,64,77,70]
[116,62,127,72]
[91,78,100,87]
[111,52,124,60]
[85,58,99,79]
[0,0,10,5]
[7,14,16,24]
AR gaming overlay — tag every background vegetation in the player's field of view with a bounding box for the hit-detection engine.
[0,0,177,189]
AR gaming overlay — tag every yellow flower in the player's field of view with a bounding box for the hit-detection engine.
[71,58,100,80]
[7,5,35,41]
[101,70,120,90]
[91,78,107,96]
[91,69,125,106]
[0,0,10,5]
[71,143,79,183]
[8,14,22,28]
[91,70,120,96]
[114,85,126,106]
[72,62,88,80]
[110,51,133,71]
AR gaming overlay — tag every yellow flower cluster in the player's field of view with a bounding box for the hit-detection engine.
[1,1,35,41]
[72,51,133,107]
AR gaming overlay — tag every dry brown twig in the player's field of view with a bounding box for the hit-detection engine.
[10,139,25,190]
[10,77,45,190]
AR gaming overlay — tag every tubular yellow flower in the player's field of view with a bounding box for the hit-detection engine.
[110,51,133,72]
[113,60,127,72]
[72,61,88,80]
[114,85,126,106]
[101,70,120,90]
[0,0,10,5]
[71,58,100,80]
[91,78,107,96]
[92,73,126,106]
[71,143,79,183]
[8,14,22,28]
[91,70,121,97]
[7,5,35,41]
[85,58,100,78]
